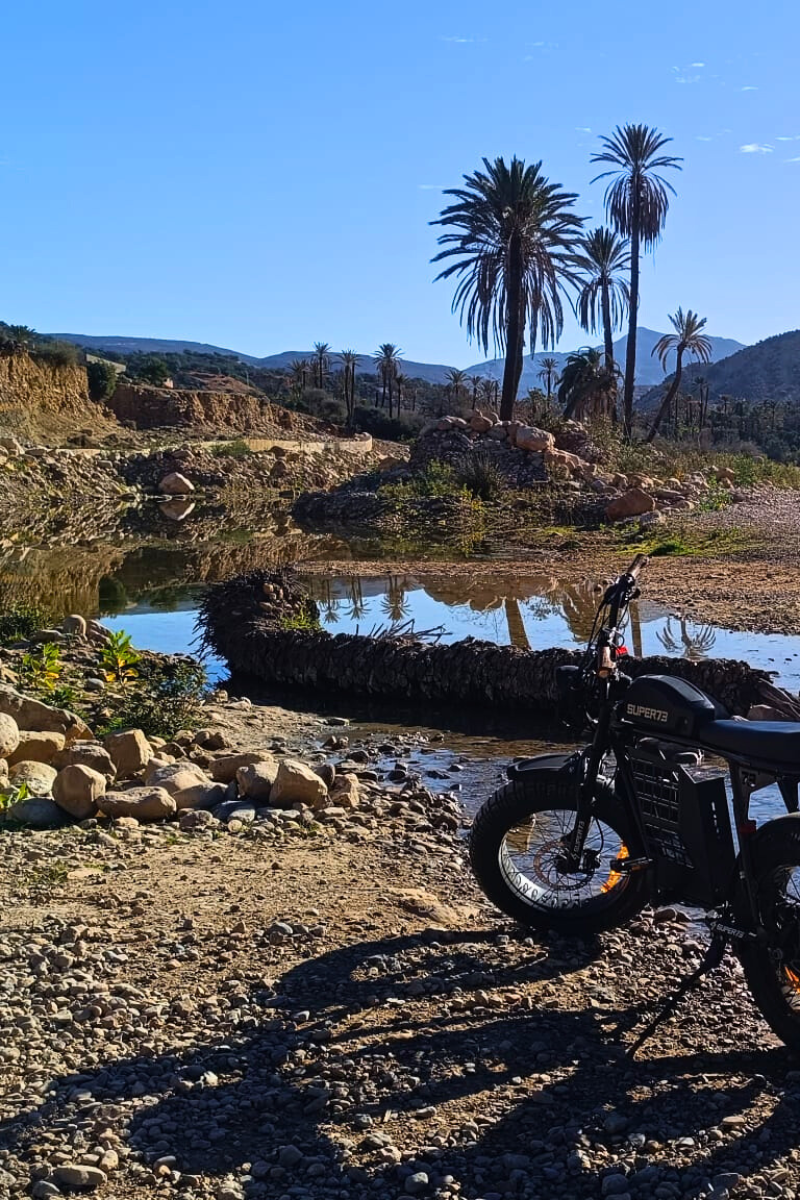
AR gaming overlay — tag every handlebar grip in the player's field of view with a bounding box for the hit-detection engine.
[626,554,649,581]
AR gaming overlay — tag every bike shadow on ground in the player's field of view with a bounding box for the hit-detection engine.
[2,928,796,1198]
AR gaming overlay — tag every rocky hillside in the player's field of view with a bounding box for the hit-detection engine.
[640,329,800,409]
[0,352,117,442]
[108,381,326,435]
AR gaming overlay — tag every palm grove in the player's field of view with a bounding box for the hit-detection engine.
[432,123,712,441]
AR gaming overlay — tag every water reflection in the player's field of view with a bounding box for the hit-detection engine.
[656,613,717,659]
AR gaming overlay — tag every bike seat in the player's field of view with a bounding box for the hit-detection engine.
[701,719,800,767]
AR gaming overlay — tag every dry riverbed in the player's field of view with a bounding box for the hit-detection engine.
[2,698,800,1200]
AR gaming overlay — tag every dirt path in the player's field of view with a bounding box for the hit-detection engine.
[2,768,800,1199]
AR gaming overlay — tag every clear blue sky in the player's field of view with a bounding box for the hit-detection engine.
[1,0,798,366]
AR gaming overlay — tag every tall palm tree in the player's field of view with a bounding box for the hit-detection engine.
[646,309,712,442]
[338,349,358,425]
[480,378,496,407]
[432,156,584,421]
[537,356,559,405]
[591,125,682,437]
[445,367,468,409]
[469,375,483,406]
[313,342,331,389]
[374,343,402,417]
[558,347,620,421]
[395,372,407,411]
[572,227,631,373]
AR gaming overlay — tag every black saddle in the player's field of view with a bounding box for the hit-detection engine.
[701,719,800,768]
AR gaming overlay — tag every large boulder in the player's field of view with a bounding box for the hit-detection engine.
[236,759,279,801]
[145,761,221,810]
[513,425,555,452]
[469,411,493,434]
[52,741,116,780]
[9,761,58,795]
[104,729,152,778]
[0,713,20,759]
[159,472,195,496]
[605,488,656,521]
[210,751,272,784]
[0,686,91,742]
[52,764,106,819]
[270,759,328,810]
[99,787,176,822]
[7,731,65,767]
[7,796,65,829]
[330,773,361,810]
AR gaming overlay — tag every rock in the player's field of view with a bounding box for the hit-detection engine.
[0,712,20,758]
[210,751,273,784]
[602,1175,631,1197]
[146,762,217,809]
[638,510,665,528]
[179,807,217,831]
[748,704,787,721]
[405,1172,429,1195]
[52,741,116,780]
[52,1164,107,1190]
[7,730,66,766]
[715,466,736,483]
[331,773,361,810]
[61,614,87,638]
[277,1145,304,1169]
[603,1111,629,1135]
[9,761,58,794]
[270,759,328,810]
[605,488,656,521]
[514,424,555,452]
[52,764,106,819]
[159,471,195,495]
[236,759,279,800]
[7,795,65,829]
[84,678,105,694]
[0,685,91,742]
[104,727,152,777]
[469,411,493,433]
[159,497,196,520]
[99,786,176,822]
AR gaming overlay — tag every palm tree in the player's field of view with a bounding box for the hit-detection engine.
[395,372,407,411]
[313,342,331,389]
[374,344,402,417]
[289,357,311,396]
[480,378,496,407]
[469,375,483,406]
[445,367,468,409]
[338,349,358,425]
[591,125,682,437]
[558,347,620,421]
[572,227,631,375]
[537,356,559,406]
[432,156,584,421]
[646,309,712,442]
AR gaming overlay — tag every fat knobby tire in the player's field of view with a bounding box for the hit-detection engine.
[469,777,650,936]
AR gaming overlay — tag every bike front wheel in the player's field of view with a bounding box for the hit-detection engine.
[469,776,650,935]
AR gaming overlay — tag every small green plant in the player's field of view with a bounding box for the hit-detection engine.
[0,780,29,813]
[0,602,47,646]
[279,604,322,632]
[100,630,141,687]
[50,684,78,709]
[20,643,62,691]
[96,658,208,739]
[697,480,733,512]
[210,440,252,459]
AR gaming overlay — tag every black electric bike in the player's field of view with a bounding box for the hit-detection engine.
[470,554,800,1052]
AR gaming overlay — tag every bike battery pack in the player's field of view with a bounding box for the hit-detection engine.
[619,674,721,739]
[628,748,735,907]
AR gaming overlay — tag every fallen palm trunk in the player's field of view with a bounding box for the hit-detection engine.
[197,570,800,720]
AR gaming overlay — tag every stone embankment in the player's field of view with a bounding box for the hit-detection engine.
[198,569,797,719]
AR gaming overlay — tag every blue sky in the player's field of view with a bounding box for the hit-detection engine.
[1,0,798,366]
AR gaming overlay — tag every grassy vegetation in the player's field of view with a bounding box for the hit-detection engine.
[209,439,252,459]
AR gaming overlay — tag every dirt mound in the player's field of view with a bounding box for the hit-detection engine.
[0,352,119,443]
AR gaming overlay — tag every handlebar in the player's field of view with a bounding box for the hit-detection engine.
[625,553,649,582]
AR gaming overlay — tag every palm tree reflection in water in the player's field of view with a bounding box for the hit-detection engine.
[656,613,717,660]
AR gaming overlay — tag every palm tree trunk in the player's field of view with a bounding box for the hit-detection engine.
[504,599,530,649]
[646,350,684,443]
[500,233,524,421]
[601,281,614,370]
[623,199,640,439]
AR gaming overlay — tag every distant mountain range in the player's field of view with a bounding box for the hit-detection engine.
[51,328,746,392]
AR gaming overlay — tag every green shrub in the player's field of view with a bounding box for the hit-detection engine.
[97,658,208,739]
[100,630,141,687]
[86,359,119,402]
[20,642,63,692]
[352,406,425,442]
[456,452,504,501]
[209,440,252,459]
[0,603,47,646]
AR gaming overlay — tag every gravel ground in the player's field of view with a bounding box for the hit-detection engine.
[3,738,800,1200]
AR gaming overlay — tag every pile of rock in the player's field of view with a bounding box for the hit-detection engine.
[0,688,384,836]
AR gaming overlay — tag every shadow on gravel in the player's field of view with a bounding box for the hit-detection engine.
[3,930,797,1198]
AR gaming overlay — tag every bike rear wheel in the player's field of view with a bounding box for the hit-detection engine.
[737,815,800,1052]
[469,777,650,935]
